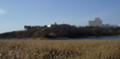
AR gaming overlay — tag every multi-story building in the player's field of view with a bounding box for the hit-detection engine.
[89,17,103,27]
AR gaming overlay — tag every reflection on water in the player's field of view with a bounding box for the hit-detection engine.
[97,36,120,40]
[85,36,120,40]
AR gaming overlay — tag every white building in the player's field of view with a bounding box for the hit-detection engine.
[89,17,103,27]
[102,24,118,28]
[47,22,57,28]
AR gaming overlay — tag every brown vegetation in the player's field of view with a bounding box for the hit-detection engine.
[0,39,120,59]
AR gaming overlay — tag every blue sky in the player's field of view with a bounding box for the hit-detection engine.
[0,0,120,33]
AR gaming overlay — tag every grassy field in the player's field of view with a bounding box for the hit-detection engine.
[0,38,120,59]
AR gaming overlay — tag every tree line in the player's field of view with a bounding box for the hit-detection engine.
[0,24,120,39]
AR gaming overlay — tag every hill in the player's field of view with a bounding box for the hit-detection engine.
[0,24,120,39]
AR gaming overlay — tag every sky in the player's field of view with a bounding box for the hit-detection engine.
[0,0,120,33]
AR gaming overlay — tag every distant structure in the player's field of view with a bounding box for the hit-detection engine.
[47,24,51,28]
[89,17,119,28]
[24,25,47,30]
[89,17,103,27]
[47,22,57,28]
[102,24,118,28]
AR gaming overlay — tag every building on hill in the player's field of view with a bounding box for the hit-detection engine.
[24,25,47,30]
[102,24,119,28]
[47,22,58,28]
[89,17,103,27]
[88,17,119,28]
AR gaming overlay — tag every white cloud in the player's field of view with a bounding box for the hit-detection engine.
[0,9,6,15]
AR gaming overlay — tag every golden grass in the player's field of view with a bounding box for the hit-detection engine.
[0,38,120,59]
